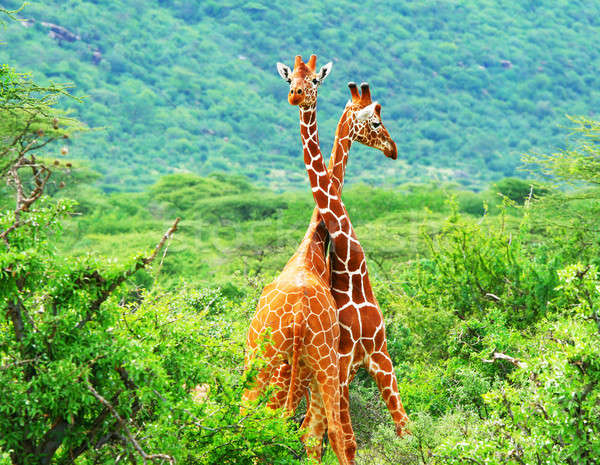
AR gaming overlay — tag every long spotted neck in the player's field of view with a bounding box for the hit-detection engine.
[299,105,354,243]
[294,109,352,284]
[326,111,353,196]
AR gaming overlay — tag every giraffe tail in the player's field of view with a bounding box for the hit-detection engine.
[285,302,305,414]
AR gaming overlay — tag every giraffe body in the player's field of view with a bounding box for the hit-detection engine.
[273,56,408,464]
[244,56,349,464]
[245,216,349,464]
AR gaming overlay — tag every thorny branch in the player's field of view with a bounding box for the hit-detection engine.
[1,153,52,246]
[87,384,174,464]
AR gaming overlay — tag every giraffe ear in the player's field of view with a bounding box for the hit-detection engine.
[276,62,292,83]
[315,62,333,84]
[356,102,378,122]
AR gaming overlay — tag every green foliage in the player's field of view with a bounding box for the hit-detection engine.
[431,264,600,465]
[0,191,302,463]
[1,1,600,190]
[491,177,552,204]
[525,116,600,185]
[418,198,557,326]
[4,3,600,457]
[346,136,600,463]
[13,162,600,463]
[0,46,300,464]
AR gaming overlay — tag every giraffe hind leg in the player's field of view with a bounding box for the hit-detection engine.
[310,358,350,465]
[365,350,409,435]
[339,382,357,464]
[268,362,291,409]
[242,346,281,406]
[300,380,327,462]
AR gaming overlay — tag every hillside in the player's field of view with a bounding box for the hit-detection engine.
[0,0,599,191]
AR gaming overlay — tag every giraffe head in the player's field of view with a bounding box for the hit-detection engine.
[276,55,333,107]
[345,82,397,159]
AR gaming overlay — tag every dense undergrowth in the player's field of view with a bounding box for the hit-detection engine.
[5,155,600,463]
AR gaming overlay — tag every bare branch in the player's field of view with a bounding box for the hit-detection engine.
[0,357,38,371]
[1,153,53,245]
[482,351,527,369]
[87,384,174,464]
[76,218,180,329]
[143,218,181,266]
[6,298,25,342]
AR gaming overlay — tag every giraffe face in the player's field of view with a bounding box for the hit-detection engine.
[277,56,332,108]
[350,101,397,159]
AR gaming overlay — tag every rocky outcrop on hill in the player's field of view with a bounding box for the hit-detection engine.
[20,19,81,42]
[41,21,81,42]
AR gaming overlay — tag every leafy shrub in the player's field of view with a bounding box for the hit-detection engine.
[492,177,552,204]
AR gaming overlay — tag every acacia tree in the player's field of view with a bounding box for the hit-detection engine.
[0,10,301,465]
[0,53,181,464]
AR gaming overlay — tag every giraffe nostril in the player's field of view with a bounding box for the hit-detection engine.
[297,89,302,94]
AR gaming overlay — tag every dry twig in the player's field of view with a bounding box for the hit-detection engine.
[482,351,527,368]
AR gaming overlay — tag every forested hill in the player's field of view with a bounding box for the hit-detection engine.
[1,0,599,192]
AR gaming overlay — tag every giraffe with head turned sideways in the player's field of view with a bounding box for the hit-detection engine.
[275,54,409,464]
[247,54,406,463]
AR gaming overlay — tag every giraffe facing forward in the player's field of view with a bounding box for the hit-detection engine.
[243,55,352,465]
[276,55,408,464]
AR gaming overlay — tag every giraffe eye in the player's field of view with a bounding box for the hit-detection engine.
[372,121,382,129]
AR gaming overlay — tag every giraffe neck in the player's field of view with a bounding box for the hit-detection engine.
[298,105,354,246]
[299,105,328,191]
[290,209,329,282]
[293,109,353,284]
[299,104,375,307]
[326,111,353,196]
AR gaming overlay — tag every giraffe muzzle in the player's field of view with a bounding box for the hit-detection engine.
[384,140,398,160]
[288,87,305,105]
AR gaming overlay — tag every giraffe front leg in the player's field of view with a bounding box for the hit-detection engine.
[337,352,357,464]
[365,349,409,436]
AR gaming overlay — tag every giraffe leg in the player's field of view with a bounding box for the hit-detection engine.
[300,381,327,461]
[311,361,350,465]
[330,350,358,464]
[339,381,357,464]
[242,347,281,405]
[276,363,311,413]
[365,349,409,435]
[268,362,291,409]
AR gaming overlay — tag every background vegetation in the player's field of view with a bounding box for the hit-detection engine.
[2,2,600,464]
[0,0,599,191]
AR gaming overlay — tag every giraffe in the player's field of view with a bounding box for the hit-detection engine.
[275,55,409,464]
[249,55,405,463]
[242,55,351,465]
